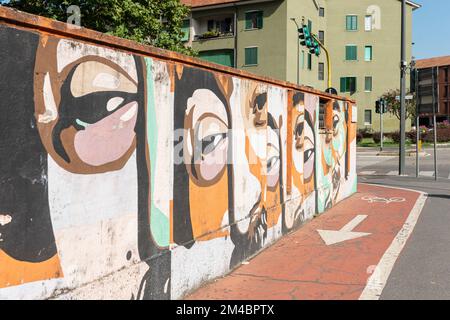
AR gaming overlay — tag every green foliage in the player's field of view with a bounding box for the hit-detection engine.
[4,0,196,56]
[380,89,416,121]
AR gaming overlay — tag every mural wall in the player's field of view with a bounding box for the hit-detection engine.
[0,22,357,300]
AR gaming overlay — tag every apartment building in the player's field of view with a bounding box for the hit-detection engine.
[181,0,421,131]
[416,56,450,125]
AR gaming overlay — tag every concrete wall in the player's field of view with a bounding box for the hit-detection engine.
[0,7,357,300]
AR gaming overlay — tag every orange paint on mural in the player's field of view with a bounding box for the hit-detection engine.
[0,250,63,289]
[189,171,229,241]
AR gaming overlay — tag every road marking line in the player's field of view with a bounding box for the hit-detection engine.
[359,171,377,175]
[420,171,434,177]
[359,185,428,300]
[386,171,398,176]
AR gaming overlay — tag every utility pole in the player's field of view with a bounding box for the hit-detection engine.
[399,0,407,175]
[380,100,384,152]
[290,18,300,85]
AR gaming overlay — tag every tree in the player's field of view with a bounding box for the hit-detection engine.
[380,89,416,121]
[4,0,195,55]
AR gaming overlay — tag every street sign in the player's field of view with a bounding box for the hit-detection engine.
[395,95,413,101]
[416,67,439,115]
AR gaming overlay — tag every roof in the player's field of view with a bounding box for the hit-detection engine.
[182,0,421,9]
[181,0,241,8]
[416,56,450,69]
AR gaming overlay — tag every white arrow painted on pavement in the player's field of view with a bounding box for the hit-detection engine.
[317,215,371,246]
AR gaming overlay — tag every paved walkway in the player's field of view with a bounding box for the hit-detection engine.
[186,184,426,300]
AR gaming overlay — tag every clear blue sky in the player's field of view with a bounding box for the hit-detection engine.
[413,0,450,59]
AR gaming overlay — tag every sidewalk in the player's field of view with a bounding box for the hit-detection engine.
[186,184,426,300]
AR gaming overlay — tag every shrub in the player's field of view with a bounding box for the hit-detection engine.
[358,127,373,139]
[356,132,363,144]
[372,132,381,144]
[390,131,401,144]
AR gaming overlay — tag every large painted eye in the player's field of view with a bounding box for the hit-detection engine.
[201,133,227,156]
[304,148,314,163]
[266,125,280,189]
[303,120,315,182]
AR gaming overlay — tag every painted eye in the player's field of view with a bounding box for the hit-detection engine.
[202,133,227,155]
[295,122,304,138]
[266,155,280,189]
[333,115,340,129]
[304,148,314,163]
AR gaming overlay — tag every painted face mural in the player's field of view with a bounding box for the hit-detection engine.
[331,101,348,202]
[0,27,170,299]
[284,91,317,231]
[0,21,357,300]
[173,66,233,247]
[228,80,285,268]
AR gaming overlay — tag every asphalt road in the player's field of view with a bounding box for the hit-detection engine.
[358,149,450,300]
[357,147,450,179]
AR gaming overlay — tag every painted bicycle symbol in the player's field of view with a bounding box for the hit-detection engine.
[361,196,406,204]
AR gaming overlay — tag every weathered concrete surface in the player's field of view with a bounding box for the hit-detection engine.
[186,184,425,300]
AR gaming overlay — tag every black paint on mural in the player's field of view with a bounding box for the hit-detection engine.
[0,26,57,262]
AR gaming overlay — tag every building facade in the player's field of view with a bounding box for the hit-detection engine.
[181,0,420,132]
[416,56,450,125]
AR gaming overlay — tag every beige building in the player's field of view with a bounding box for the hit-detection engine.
[181,0,421,131]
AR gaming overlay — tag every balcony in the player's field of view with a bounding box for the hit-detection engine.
[192,15,235,42]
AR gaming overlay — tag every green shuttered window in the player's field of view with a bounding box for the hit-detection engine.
[245,47,258,66]
[346,15,358,31]
[345,45,357,61]
[245,11,263,30]
[365,46,373,61]
[365,76,373,91]
[340,77,357,93]
[199,50,234,67]
[181,19,190,42]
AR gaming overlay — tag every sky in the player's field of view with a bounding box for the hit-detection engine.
[413,0,450,59]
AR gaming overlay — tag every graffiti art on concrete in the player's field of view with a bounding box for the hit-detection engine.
[0,20,356,300]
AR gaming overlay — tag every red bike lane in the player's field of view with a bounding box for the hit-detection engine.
[186,184,427,300]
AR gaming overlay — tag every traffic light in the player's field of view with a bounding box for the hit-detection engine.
[375,100,381,114]
[311,39,320,57]
[375,99,388,114]
[298,25,312,47]
[298,24,320,57]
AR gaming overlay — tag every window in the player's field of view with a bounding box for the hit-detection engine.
[365,76,373,92]
[364,110,372,125]
[181,19,190,42]
[245,47,258,66]
[206,17,234,35]
[318,63,325,81]
[319,7,325,17]
[318,30,325,45]
[365,15,372,31]
[340,77,357,93]
[364,46,373,61]
[346,15,358,31]
[345,45,357,61]
[199,50,235,67]
[245,11,263,30]
[307,53,312,70]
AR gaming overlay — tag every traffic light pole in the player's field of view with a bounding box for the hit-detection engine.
[312,34,332,89]
[380,105,384,152]
[399,0,407,175]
